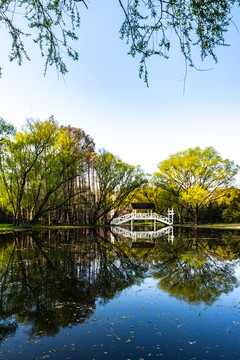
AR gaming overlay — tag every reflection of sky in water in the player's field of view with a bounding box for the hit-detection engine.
[3,277,240,360]
[1,229,240,359]
[232,260,240,279]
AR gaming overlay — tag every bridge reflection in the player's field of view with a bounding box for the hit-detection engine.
[111,226,174,243]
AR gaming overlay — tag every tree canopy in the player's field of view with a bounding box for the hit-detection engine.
[0,118,15,141]
[154,146,239,224]
[0,118,146,226]
[90,149,146,224]
[0,118,95,225]
[0,0,239,81]
[1,117,240,226]
[0,0,81,76]
[120,0,240,83]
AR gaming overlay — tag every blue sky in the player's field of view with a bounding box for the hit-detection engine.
[0,0,240,175]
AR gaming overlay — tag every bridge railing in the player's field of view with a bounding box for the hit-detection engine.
[111,212,173,225]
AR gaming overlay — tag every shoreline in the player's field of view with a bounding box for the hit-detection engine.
[1,223,240,233]
[174,223,240,230]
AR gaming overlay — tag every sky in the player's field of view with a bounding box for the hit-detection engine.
[0,0,240,176]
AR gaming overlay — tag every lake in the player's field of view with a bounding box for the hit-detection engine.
[0,227,240,360]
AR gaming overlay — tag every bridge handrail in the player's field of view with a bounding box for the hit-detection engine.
[111,211,173,225]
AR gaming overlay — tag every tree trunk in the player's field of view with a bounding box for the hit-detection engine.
[193,204,199,225]
[177,207,183,225]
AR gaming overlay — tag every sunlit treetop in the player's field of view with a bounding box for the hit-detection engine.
[0,0,239,83]
[0,118,16,141]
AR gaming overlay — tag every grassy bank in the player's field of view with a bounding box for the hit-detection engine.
[0,223,100,233]
[1,222,240,232]
[177,223,240,230]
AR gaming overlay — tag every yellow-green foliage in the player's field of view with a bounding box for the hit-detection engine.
[154,147,239,223]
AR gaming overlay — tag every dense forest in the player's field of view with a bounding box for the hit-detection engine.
[0,117,239,226]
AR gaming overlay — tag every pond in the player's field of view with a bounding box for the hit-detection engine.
[0,227,240,360]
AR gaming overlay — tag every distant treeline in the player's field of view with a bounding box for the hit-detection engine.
[0,117,239,226]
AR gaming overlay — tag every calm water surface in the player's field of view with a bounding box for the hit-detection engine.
[1,227,240,360]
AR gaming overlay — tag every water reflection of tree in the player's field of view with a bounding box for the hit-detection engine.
[152,228,239,305]
[0,233,19,342]
[0,229,146,337]
[1,228,240,338]
[0,320,18,342]
[96,229,148,302]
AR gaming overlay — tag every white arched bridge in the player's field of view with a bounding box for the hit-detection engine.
[111,204,174,227]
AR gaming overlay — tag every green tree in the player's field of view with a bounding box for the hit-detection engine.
[0,118,94,225]
[0,118,15,142]
[0,0,239,81]
[21,124,94,225]
[154,147,239,224]
[132,184,174,216]
[0,118,58,225]
[89,149,146,224]
[216,187,240,223]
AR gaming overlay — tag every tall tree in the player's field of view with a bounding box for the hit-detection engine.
[89,149,146,224]
[0,118,96,225]
[154,147,239,224]
[21,124,94,224]
[0,118,58,225]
